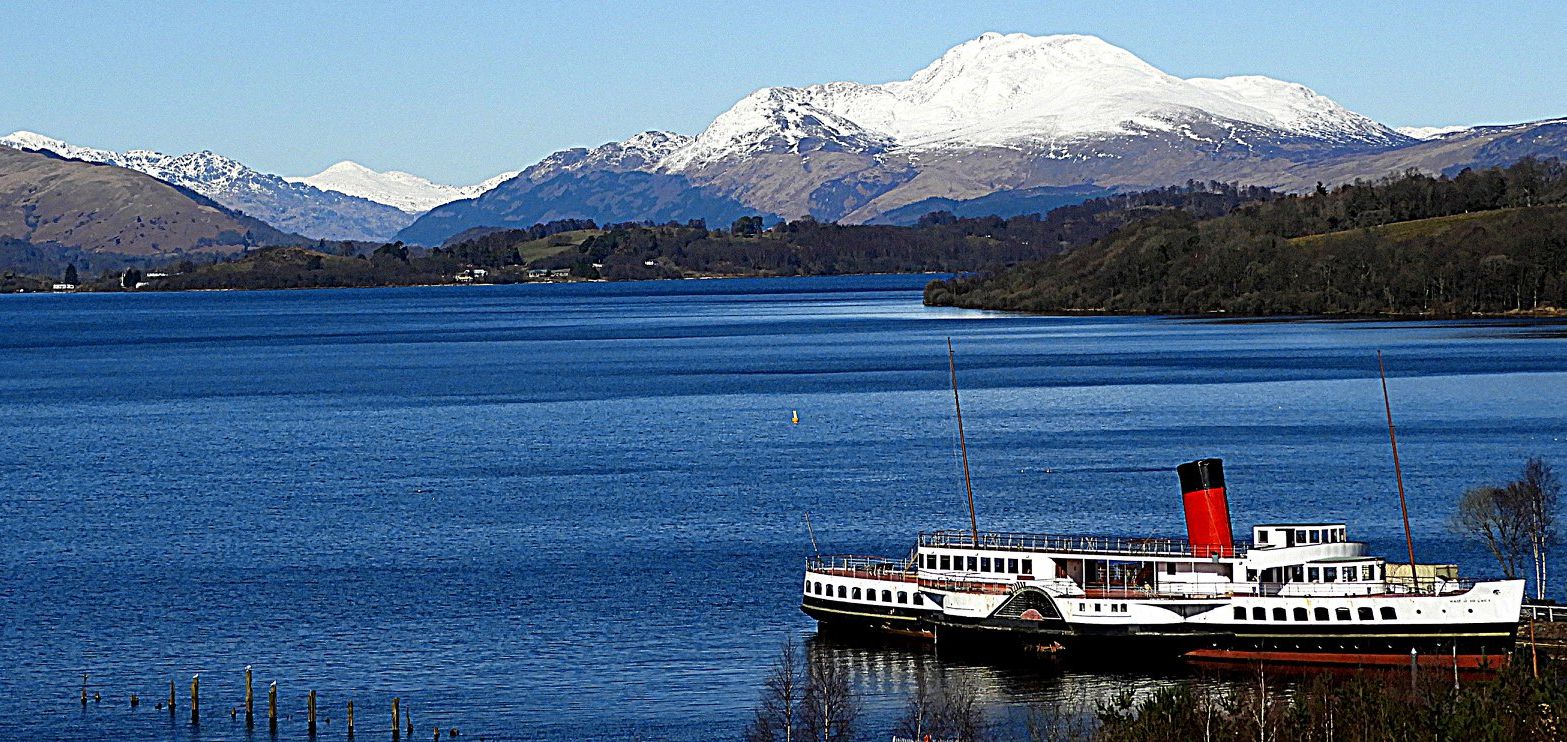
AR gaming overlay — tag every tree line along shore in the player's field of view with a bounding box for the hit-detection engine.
[925,159,1567,317]
[8,159,1566,322]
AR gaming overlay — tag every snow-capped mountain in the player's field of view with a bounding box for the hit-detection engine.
[287,161,520,213]
[522,131,694,182]
[401,31,1567,243]
[0,131,416,241]
[0,131,120,163]
[662,33,1406,170]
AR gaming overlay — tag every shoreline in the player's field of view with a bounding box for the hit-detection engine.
[9,270,1567,320]
[12,274,1567,322]
[3,270,948,296]
[925,301,1567,322]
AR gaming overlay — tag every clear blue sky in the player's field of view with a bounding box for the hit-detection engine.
[2,0,1561,184]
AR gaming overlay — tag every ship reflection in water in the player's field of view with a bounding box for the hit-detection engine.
[799,630,1236,731]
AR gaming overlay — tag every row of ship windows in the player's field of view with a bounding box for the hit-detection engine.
[1258,527,1346,545]
[1247,564,1381,583]
[921,553,1033,575]
[808,581,925,606]
[1234,605,1397,622]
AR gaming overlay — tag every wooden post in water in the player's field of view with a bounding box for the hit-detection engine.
[269,681,278,734]
[308,689,317,736]
[245,666,254,729]
[392,697,401,740]
[168,679,175,716]
[80,674,88,707]
[405,705,413,738]
[347,700,355,738]
[190,675,199,725]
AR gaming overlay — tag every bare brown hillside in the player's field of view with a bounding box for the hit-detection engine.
[0,147,290,257]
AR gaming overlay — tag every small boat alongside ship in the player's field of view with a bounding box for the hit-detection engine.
[799,345,1526,669]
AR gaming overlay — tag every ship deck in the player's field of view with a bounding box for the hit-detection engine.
[806,555,917,583]
[920,529,1249,559]
[921,581,1484,600]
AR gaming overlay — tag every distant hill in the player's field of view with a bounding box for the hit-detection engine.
[0,147,291,265]
[286,160,518,213]
[866,184,1120,225]
[1,131,419,241]
[397,168,772,246]
[925,159,1567,316]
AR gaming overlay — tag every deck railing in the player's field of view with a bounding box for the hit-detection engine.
[1523,603,1567,623]
[1382,577,1481,596]
[919,529,1249,559]
[806,554,916,581]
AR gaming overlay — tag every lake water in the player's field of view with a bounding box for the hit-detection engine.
[2,275,1565,740]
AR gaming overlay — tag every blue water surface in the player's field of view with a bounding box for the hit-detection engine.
[2,275,1565,740]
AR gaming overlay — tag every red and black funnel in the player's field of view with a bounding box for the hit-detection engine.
[1177,458,1234,557]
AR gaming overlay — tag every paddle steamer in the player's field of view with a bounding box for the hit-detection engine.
[800,348,1525,668]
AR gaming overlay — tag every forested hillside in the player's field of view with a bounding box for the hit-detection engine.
[925,160,1567,316]
[128,183,1275,290]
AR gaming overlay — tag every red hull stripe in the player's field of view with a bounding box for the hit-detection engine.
[1184,648,1510,669]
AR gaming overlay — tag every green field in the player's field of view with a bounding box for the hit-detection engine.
[516,229,604,264]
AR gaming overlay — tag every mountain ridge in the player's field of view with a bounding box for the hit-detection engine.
[0,131,416,241]
[400,32,1566,244]
[0,146,292,258]
[7,32,1565,251]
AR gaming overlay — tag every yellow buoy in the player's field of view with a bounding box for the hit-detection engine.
[791,410,799,424]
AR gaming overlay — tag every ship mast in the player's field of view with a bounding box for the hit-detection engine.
[1377,350,1420,591]
[948,338,980,546]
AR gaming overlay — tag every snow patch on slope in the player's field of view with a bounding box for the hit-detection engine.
[1394,125,1472,140]
[0,131,120,163]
